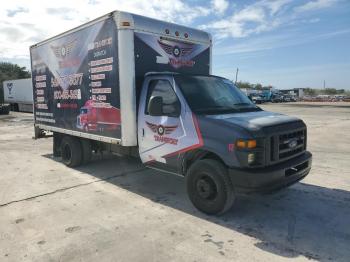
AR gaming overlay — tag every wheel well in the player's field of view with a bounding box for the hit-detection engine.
[183,149,226,175]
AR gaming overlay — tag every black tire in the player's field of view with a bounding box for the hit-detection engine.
[0,106,9,115]
[186,159,235,215]
[60,136,82,167]
[80,139,92,164]
[4,106,10,114]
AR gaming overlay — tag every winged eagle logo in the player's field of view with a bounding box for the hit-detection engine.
[50,39,77,58]
[157,40,193,58]
[146,121,178,136]
[6,83,13,94]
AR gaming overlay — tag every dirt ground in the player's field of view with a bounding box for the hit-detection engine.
[0,102,349,262]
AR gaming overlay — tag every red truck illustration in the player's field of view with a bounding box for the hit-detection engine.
[76,100,121,132]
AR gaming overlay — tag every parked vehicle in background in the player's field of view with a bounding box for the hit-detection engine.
[271,94,283,103]
[3,78,33,112]
[251,94,263,104]
[260,89,273,103]
[0,85,10,115]
[283,95,292,102]
[31,10,312,215]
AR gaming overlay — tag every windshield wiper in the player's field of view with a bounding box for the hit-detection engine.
[236,107,262,112]
[233,102,251,105]
[194,106,238,114]
[233,102,261,109]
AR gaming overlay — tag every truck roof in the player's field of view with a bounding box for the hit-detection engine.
[144,72,231,81]
[30,10,211,49]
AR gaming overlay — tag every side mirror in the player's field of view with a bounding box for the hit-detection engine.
[148,96,163,116]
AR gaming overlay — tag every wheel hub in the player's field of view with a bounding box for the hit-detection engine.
[196,177,217,200]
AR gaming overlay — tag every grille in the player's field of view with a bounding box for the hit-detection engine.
[269,128,306,164]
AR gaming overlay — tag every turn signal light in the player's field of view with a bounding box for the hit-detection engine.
[247,140,257,148]
[236,139,257,149]
[236,140,246,148]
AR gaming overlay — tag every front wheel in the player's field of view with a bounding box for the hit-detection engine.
[186,159,235,215]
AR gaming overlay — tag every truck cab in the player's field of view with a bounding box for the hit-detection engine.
[138,73,312,214]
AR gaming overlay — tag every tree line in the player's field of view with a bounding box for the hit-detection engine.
[303,87,349,96]
[235,81,273,90]
[0,62,31,84]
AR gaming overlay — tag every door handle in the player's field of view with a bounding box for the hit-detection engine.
[142,128,145,137]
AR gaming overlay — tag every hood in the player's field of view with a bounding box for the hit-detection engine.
[205,110,302,132]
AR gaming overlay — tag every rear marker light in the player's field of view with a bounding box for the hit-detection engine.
[184,33,188,38]
[165,29,170,34]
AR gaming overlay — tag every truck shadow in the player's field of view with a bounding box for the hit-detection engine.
[50,154,350,261]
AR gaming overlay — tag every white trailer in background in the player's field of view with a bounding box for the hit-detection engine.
[3,78,33,112]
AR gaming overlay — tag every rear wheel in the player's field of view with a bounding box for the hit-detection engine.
[60,136,82,167]
[0,105,10,115]
[80,139,92,164]
[186,159,235,215]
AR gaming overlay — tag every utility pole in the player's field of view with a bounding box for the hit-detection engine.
[235,68,239,84]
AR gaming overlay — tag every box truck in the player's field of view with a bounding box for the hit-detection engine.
[3,78,33,112]
[31,11,312,214]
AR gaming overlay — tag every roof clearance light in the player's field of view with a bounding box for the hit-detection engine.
[165,29,170,34]
[184,33,188,38]
[121,22,130,26]
[175,31,179,36]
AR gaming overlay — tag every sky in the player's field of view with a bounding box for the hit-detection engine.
[0,0,349,89]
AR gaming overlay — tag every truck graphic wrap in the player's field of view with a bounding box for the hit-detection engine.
[135,32,209,70]
[135,32,210,166]
[31,17,121,138]
[137,76,204,167]
[134,32,210,71]
[139,112,203,165]
[133,32,210,91]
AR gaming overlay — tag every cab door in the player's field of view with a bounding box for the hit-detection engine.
[138,76,204,173]
[138,77,182,172]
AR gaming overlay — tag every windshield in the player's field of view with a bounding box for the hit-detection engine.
[175,75,260,115]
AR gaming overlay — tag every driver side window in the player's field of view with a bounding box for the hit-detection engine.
[146,80,180,117]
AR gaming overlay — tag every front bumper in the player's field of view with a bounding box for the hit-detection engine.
[229,151,312,193]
